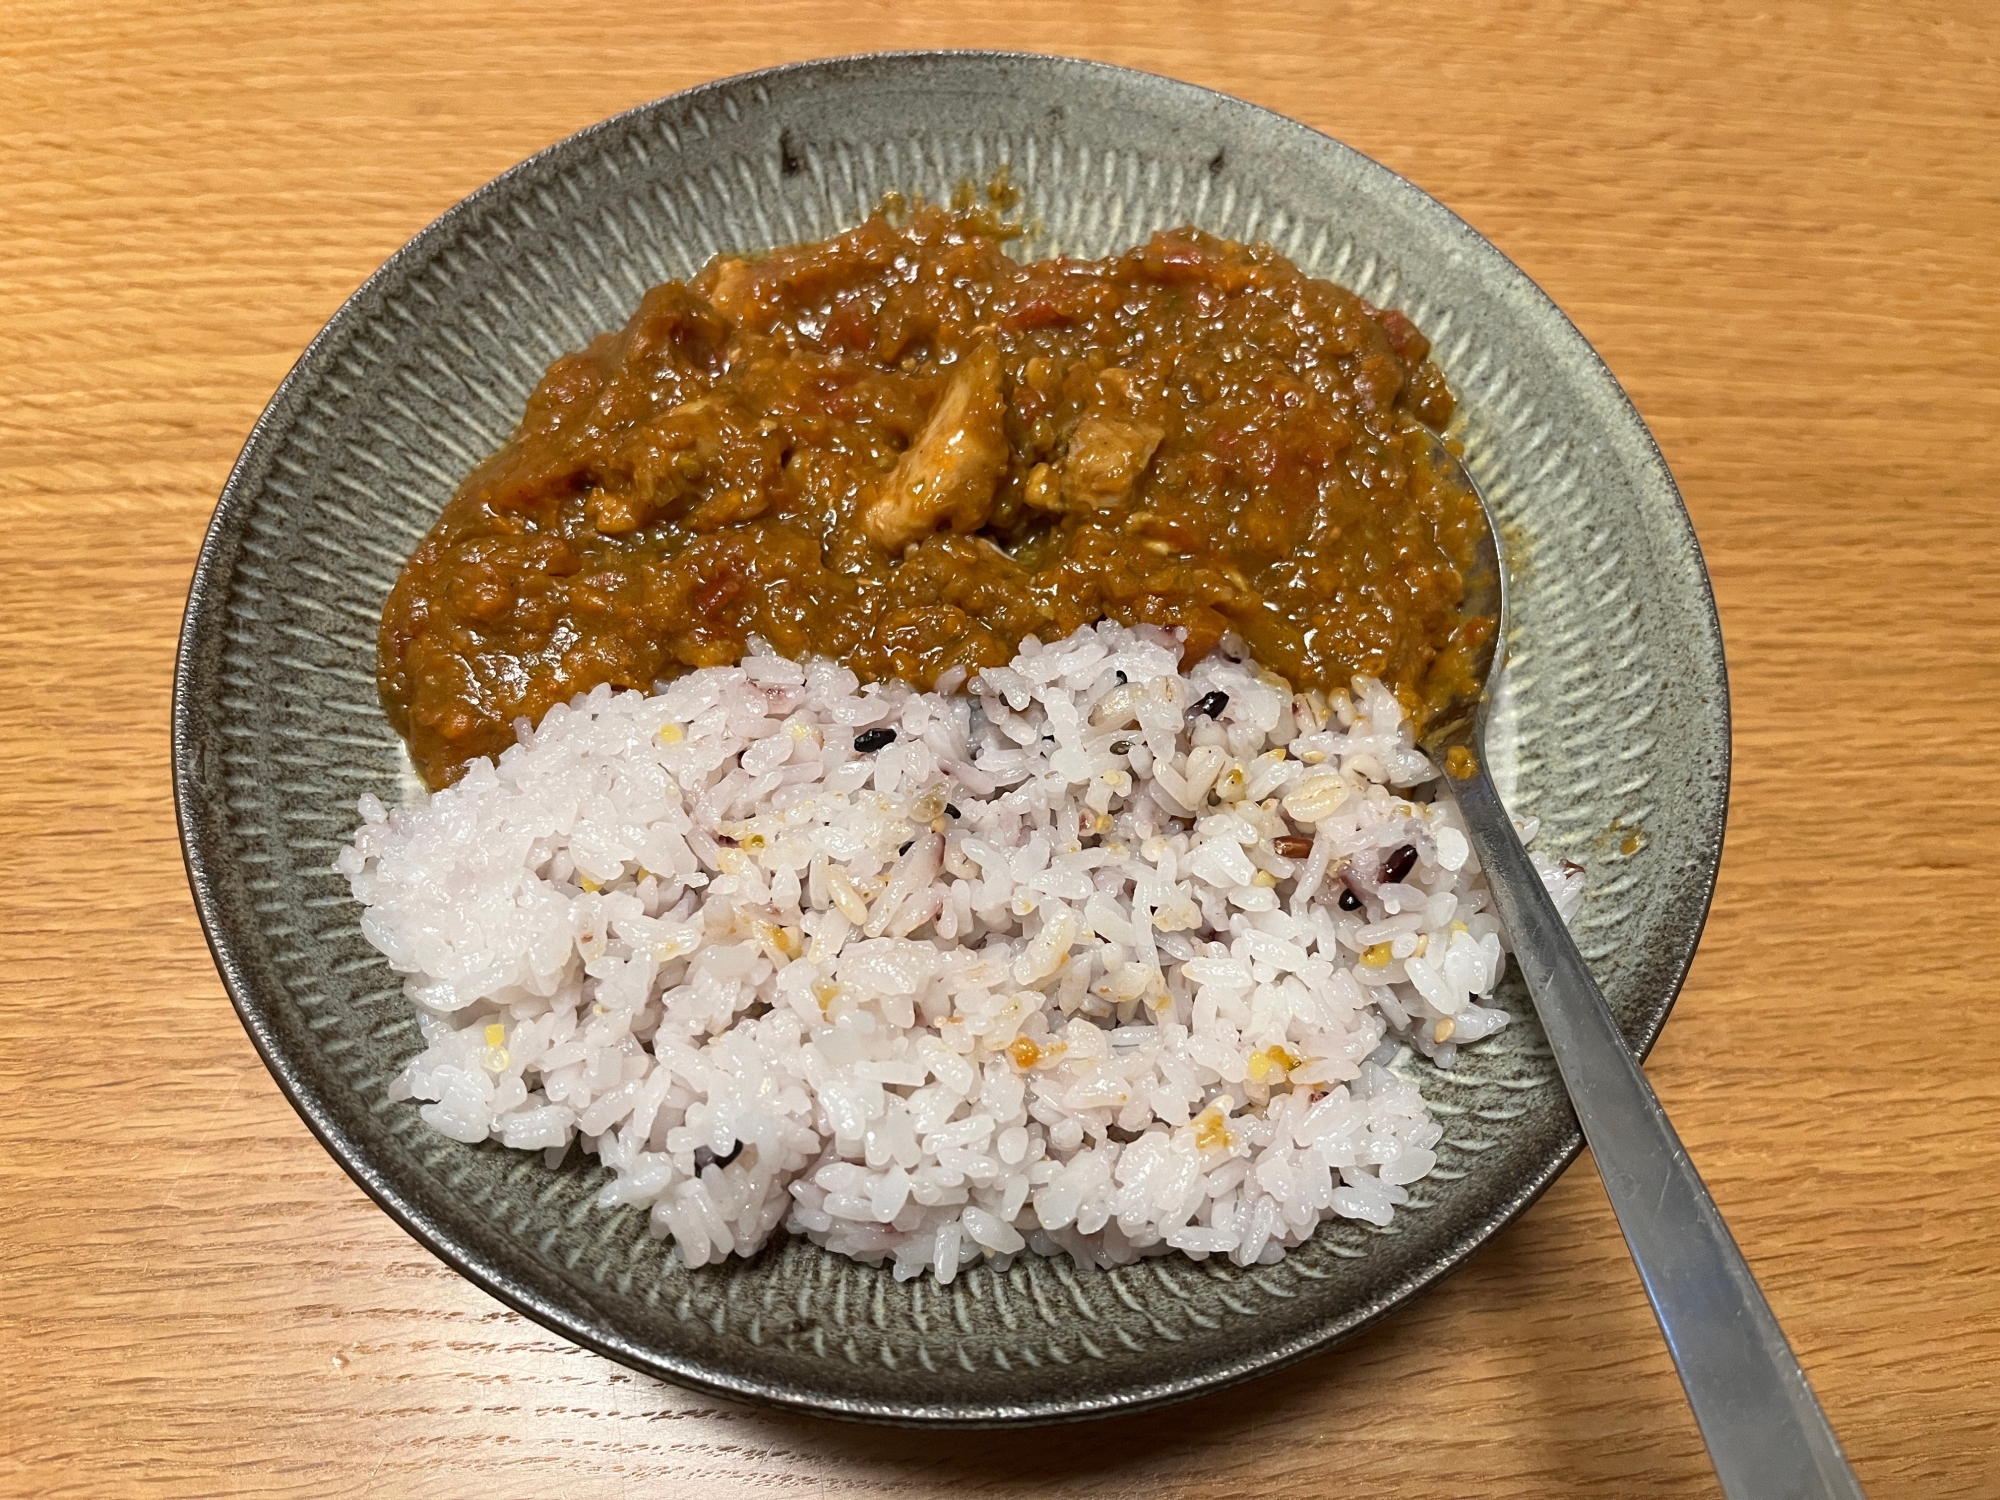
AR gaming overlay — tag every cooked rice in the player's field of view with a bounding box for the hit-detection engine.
[336,623,1583,1281]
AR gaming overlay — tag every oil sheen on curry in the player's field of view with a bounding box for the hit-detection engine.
[380,202,1491,789]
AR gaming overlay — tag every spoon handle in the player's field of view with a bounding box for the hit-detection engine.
[1449,759,1865,1500]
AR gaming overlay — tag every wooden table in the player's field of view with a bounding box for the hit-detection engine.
[6,3,1996,1494]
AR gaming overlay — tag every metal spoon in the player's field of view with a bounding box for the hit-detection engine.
[1416,430,1864,1500]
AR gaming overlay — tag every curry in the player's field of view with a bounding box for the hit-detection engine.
[379,200,1489,788]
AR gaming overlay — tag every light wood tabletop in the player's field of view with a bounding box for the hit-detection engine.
[6,2,1997,1495]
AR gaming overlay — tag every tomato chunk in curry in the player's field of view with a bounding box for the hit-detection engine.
[379,204,1489,788]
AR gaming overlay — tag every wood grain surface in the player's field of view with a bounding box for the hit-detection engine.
[5,2,1997,1494]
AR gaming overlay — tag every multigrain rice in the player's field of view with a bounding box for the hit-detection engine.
[337,623,1584,1282]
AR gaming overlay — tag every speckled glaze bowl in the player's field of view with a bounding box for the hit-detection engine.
[173,52,1728,1425]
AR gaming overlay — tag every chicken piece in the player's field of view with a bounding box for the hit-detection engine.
[704,256,756,321]
[1060,415,1163,511]
[862,344,1008,552]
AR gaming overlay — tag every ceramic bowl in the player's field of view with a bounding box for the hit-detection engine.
[174,51,1728,1425]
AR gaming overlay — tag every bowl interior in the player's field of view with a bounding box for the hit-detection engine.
[174,51,1728,1424]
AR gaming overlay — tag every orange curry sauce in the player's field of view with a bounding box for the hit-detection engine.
[379,203,1489,788]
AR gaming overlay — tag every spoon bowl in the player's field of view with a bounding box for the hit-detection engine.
[1409,425,1505,767]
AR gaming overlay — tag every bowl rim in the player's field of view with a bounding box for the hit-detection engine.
[172,47,1731,1427]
